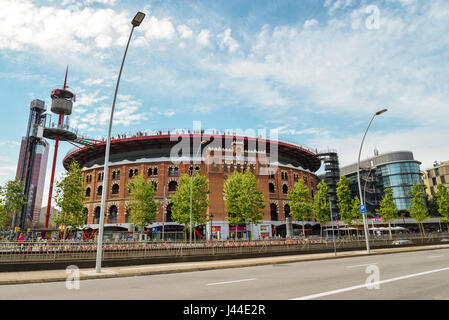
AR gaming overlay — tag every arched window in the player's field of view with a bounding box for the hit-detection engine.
[282,184,288,194]
[85,187,91,197]
[151,181,157,191]
[153,168,158,176]
[112,184,119,195]
[270,203,278,221]
[174,167,179,176]
[269,183,275,193]
[148,168,153,177]
[94,206,101,224]
[97,185,103,196]
[129,169,133,178]
[134,169,138,176]
[284,204,291,219]
[112,171,116,180]
[168,167,173,176]
[166,203,173,222]
[116,170,120,180]
[108,205,118,224]
[168,181,178,192]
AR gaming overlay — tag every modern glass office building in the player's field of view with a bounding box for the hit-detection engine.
[340,151,424,215]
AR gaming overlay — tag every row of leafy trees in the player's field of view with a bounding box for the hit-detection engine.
[335,175,449,238]
[1,160,449,241]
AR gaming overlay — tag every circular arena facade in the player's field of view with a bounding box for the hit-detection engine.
[63,131,322,240]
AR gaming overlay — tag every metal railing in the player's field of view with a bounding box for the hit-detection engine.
[1,233,448,264]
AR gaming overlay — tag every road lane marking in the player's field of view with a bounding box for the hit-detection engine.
[291,266,449,300]
[347,263,378,269]
[120,262,218,271]
[207,278,256,286]
[427,255,444,258]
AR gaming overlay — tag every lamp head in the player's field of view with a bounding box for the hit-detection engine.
[375,108,388,116]
[132,12,145,27]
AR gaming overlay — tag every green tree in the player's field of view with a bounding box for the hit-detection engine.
[171,173,210,241]
[434,184,449,231]
[407,184,429,237]
[223,171,244,240]
[336,176,353,229]
[223,170,265,239]
[376,188,399,239]
[223,171,265,240]
[426,194,439,217]
[52,161,86,239]
[0,179,27,231]
[313,180,330,239]
[240,170,265,239]
[288,179,313,239]
[350,196,361,237]
[127,173,158,237]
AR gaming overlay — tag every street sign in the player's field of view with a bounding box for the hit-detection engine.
[360,205,367,214]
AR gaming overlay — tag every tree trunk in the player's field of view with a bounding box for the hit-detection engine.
[250,223,253,241]
[302,223,305,240]
[388,221,392,240]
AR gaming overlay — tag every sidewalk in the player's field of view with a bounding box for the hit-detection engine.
[1,244,449,285]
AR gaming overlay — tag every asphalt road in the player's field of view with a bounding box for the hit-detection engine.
[2,248,449,300]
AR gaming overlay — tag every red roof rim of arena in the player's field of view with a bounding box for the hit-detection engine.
[63,133,321,172]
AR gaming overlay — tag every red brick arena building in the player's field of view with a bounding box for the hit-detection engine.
[63,130,322,240]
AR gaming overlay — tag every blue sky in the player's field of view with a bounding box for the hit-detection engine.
[0,0,448,206]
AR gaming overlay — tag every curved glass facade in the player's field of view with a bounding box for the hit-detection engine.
[340,151,426,216]
[376,162,422,211]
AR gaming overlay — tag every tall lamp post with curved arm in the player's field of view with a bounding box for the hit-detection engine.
[357,108,387,254]
[95,12,146,274]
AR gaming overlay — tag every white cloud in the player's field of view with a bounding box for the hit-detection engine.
[84,0,117,5]
[76,90,109,107]
[177,24,193,39]
[144,16,176,40]
[197,29,211,47]
[0,0,130,55]
[304,19,319,28]
[217,28,239,53]
[324,0,353,13]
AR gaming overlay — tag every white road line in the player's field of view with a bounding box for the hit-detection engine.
[427,255,444,258]
[347,263,377,269]
[207,278,256,286]
[291,266,449,300]
[120,262,216,271]
[119,260,244,271]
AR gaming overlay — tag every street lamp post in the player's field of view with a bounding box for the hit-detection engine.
[190,140,206,245]
[95,12,145,274]
[357,108,387,254]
